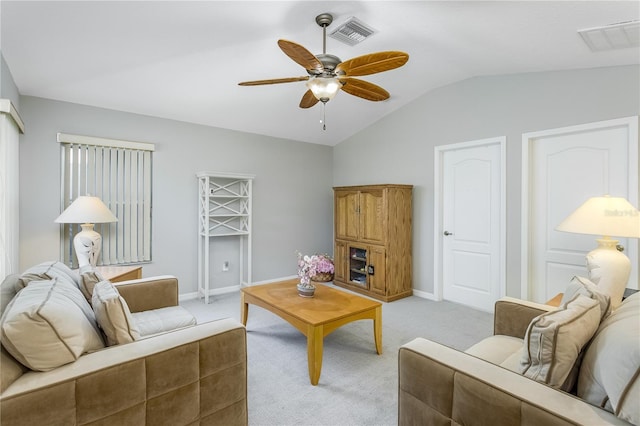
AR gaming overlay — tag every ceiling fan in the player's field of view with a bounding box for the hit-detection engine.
[238,13,409,112]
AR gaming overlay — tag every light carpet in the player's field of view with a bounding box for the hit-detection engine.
[181,284,493,426]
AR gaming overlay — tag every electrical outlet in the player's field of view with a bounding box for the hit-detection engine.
[222,261,229,272]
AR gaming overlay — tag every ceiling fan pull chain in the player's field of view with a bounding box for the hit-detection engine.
[322,102,327,131]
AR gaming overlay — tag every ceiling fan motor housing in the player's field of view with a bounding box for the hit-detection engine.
[310,54,342,75]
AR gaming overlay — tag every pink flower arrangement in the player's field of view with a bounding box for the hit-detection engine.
[297,252,335,287]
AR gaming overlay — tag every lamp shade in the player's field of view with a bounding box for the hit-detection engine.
[55,196,118,224]
[555,195,640,238]
[306,77,341,102]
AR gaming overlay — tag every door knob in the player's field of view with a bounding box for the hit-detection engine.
[443,231,453,236]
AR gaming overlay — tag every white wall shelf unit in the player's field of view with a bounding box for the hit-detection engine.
[197,172,254,303]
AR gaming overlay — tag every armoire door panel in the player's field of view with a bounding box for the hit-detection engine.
[335,190,359,240]
[359,189,386,244]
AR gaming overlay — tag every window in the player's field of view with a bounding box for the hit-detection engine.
[58,133,154,268]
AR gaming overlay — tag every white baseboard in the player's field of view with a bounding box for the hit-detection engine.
[179,275,298,302]
[249,275,298,285]
[412,288,439,301]
[179,285,240,302]
[180,277,441,303]
[179,293,200,302]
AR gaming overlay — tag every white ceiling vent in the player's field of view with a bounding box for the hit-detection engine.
[329,17,376,46]
[578,20,640,52]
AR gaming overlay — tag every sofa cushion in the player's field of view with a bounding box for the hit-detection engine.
[131,306,196,338]
[465,335,523,366]
[15,272,51,292]
[0,278,105,371]
[92,280,140,345]
[561,275,611,320]
[0,274,20,316]
[0,346,28,393]
[14,261,80,292]
[79,266,105,302]
[519,295,600,391]
[465,335,525,373]
[578,292,639,425]
[13,272,103,335]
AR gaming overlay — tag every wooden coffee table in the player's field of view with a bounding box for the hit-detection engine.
[241,278,382,385]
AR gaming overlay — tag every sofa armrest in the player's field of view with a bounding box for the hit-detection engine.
[1,318,247,426]
[398,338,628,425]
[114,275,179,312]
[493,297,556,338]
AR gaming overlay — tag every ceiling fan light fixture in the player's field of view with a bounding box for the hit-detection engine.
[306,77,341,102]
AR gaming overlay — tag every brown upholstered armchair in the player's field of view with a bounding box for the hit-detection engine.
[398,296,637,425]
[1,269,248,425]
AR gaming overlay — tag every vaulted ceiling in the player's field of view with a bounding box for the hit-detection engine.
[1,1,638,145]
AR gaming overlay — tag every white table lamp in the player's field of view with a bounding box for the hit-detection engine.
[556,195,640,308]
[55,196,118,268]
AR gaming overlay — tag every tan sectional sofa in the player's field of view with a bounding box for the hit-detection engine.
[0,263,248,425]
[399,293,639,425]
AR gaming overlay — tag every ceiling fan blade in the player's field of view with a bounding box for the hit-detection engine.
[339,77,390,101]
[336,51,409,76]
[278,39,323,72]
[238,76,309,86]
[299,90,320,109]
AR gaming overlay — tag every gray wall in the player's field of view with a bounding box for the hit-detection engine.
[333,65,640,298]
[15,65,640,299]
[19,96,333,294]
[0,53,20,108]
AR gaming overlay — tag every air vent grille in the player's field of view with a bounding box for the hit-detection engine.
[578,20,640,52]
[329,17,376,46]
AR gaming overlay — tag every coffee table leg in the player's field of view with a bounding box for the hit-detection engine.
[374,306,382,355]
[240,292,249,326]
[307,325,323,386]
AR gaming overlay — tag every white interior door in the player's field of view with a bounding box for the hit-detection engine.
[441,141,503,312]
[523,117,639,303]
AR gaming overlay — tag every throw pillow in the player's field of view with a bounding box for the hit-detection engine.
[92,280,140,346]
[0,278,105,371]
[561,275,611,321]
[14,272,51,292]
[79,266,105,302]
[518,295,600,391]
[15,261,81,292]
[0,274,20,316]
[578,292,639,425]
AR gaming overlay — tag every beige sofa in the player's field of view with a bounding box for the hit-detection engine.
[399,292,639,425]
[0,263,247,425]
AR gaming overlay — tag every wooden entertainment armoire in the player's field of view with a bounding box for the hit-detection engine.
[333,184,412,302]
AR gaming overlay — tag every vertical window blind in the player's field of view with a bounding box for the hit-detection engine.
[58,133,154,268]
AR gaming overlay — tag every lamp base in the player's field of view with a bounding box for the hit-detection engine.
[73,223,101,268]
[586,237,631,309]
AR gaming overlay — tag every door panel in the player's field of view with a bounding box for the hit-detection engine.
[334,240,347,283]
[529,124,634,302]
[360,189,386,244]
[335,190,359,240]
[368,245,386,295]
[452,251,491,292]
[443,143,502,312]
